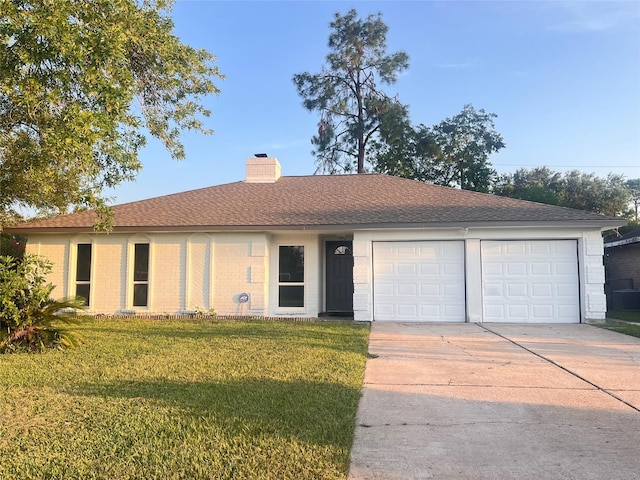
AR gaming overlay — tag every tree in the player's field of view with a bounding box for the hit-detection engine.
[429,104,505,192]
[0,0,223,229]
[561,171,629,217]
[493,168,630,217]
[292,9,409,174]
[626,179,640,222]
[492,166,563,205]
[373,104,505,193]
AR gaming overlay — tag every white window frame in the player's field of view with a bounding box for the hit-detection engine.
[68,237,94,309]
[127,236,152,310]
[277,245,305,309]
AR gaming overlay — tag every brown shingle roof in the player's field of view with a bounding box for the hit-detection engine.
[6,174,623,233]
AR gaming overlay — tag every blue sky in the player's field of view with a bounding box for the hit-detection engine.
[108,0,640,205]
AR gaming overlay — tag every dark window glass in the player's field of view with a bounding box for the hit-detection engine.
[278,246,304,308]
[76,284,90,306]
[134,244,149,282]
[133,284,148,307]
[279,286,304,308]
[76,244,92,281]
[75,244,92,306]
[278,246,304,283]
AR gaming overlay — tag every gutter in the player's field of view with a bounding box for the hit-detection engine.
[4,219,626,235]
[604,236,640,248]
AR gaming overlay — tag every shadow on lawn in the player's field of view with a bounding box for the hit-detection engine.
[65,376,360,448]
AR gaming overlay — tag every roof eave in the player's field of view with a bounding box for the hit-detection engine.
[604,236,640,248]
[4,218,625,235]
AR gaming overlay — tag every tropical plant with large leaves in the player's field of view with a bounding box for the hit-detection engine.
[0,254,85,353]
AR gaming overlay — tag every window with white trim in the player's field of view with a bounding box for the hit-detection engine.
[278,246,304,307]
[133,243,149,307]
[75,243,92,306]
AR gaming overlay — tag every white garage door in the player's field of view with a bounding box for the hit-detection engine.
[481,240,580,323]
[373,241,465,322]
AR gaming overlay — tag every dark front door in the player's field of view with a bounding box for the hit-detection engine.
[326,241,354,313]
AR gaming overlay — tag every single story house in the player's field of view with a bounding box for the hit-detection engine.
[5,156,625,323]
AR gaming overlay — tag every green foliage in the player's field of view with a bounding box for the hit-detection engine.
[494,168,631,217]
[293,9,409,174]
[427,104,505,192]
[626,178,640,221]
[0,319,370,478]
[0,254,85,353]
[374,104,505,193]
[493,166,563,205]
[0,0,223,229]
[0,232,26,257]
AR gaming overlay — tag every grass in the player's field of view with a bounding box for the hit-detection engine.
[605,310,640,322]
[0,318,370,480]
[597,310,640,339]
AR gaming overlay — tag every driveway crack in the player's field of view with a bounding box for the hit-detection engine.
[479,324,640,414]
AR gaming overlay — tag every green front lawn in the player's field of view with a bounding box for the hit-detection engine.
[0,318,370,480]
[597,310,640,339]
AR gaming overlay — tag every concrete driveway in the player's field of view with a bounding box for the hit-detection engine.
[348,323,640,480]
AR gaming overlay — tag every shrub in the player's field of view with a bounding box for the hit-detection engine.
[1,233,26,258]
[0,254,85,353]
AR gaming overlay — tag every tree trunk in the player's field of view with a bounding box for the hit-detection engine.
[357,139,365,173]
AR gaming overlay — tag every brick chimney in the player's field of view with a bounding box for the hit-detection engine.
[245,155,281,183]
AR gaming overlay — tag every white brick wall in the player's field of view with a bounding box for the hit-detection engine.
[92,236,126,313]
[25,236,68,299]
[582,232,607,320]
[212,234,265,316]
[23,225,609,322]
[151,235,185,312]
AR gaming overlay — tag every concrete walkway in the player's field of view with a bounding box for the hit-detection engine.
[348,323,640,480]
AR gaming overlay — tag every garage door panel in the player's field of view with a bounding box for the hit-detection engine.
[533,304,553,318]
[420,284,440,296]
[376,282,394,295]
[531,263,552,275]
[420,263,439,275]
[374,241,465,322]
[557,305,578,319]
[511,243,529,255]
[484,282,502,296]
[396,284,417,296]
[482,240,579,323]
[483,263,503,276]
[443,262,464,275]
[397,304,418,316]
[530,242,552,254]
[397,245,418,256]
[397,263,417,275]
[531,283,553,297]
[557,283,577,296]
[506,263,527,276]
[554,241,577,254]
[507,283,528,297]
[508,304,528,319]
[556,262,577,275]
